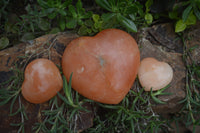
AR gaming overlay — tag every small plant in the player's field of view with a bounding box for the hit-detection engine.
[95,0,145,32]
[169,0,200,32]
[66,0,92,30]
[0,0,148,48]
[0,65,27,133]
[58,74,91,110]
[84,86,170,133]
[150,85,172,104]
[170,35,200,132]
[144,0,200,32]
[33,73,92,132]
[37,0,72,31]
[144,0,154,24]
[18,4,51,41]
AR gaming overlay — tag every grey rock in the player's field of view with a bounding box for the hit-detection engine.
[138,25,186,114]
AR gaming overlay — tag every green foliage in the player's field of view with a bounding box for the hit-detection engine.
[145,13,153,24]
[170,0,200,32]
[145,0,200,32]
[145,0,153,24]
[58,74,91,110]
[170,35,200,132]
[0,0,149,48]
[0,66,27,133]
[66,0,92,30]
[95,0,145,32]
[150,85,172,104]
[37,0,71,31]
[85,88,170,133]
[37,0,72,19]
[33,74,92,132]
[0,0,9,21]
[0,36,9,50]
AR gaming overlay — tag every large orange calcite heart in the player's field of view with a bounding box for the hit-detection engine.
[62,29,140,104]
[138,57,173,91]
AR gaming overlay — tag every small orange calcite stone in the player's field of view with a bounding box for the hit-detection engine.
[138,57,173,91]
[22,58,63,104]
[62,29,140,104]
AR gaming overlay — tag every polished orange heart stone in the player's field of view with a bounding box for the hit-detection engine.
[62,29,140,104]
[22,58,63,104]
[138,57,173,91]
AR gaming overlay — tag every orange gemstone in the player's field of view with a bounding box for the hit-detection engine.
[138,57,173,91]
[22,58,63,103]
[62,29,140,104]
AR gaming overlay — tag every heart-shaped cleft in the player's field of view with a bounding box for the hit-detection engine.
[62,29,140,104]
[138,57,173,91]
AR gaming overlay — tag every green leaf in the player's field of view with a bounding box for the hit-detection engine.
[68,5,77,17]
[117,14,137,32]
[152,85,172,96]
[101,13,116,22]
[30,22,35,32]
[98,103,121,110]
[169,11,178,19]
[76,0,83,14]
[58,9,67,16]
[49,27,60,34]
[57,92,70,105]
[78,25,89,35]
[37,0,48,8]
[182,5,192,22]
[92,14,100,22]
[10,95,18,114]
[63,77,69,98]
[25,4,32,13]
[82,11,93,19]
[58,17,66,31]
[129,14,136,21]
[4,22,19,34]
[149,85,172,104]
[150,92,166,104]
[145,13,153,24]
[95,0,112,12]
[0,37,9,50]
[63,73,74,106]
[68,73,73,94]
[94,22,103,30]
[84,19,94,27]
[47,0,54,8]
[62,0,72,8]
[38,18,50,31]
[66,19,77,29]
[44,8,55,14]
[145,0,153,13]
[20,33,35,42]
[175,20,187,32]
[48,12,57,19]
[185,12,196,25]
[194,7,200,20]
[0,97,12,106]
